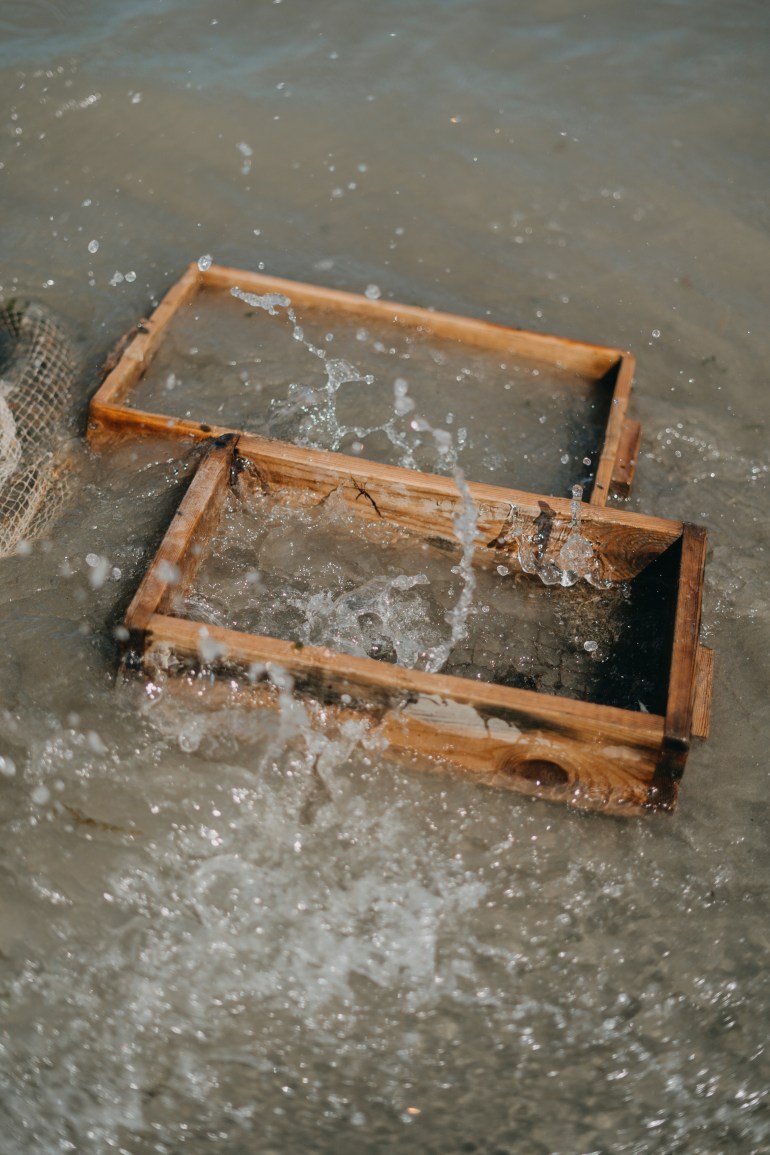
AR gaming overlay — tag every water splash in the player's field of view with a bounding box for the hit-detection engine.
[556,483,604,586]
[230,286,426,466]
[303,572,438,667]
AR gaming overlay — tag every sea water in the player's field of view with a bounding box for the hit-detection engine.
[1,2,769,1152]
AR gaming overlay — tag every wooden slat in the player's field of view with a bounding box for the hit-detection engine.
[92,416,682,581]
[147,675,658,816]
[664,525,709,751]
[591,353,635,506]
[232,432,681,582]
[123,437,236,635]
[140,615,663,814]
[200,263,623,377]
[609,418,642,500]
[691,644,714,740]
[92,264,201,407]
[142,612,665,751]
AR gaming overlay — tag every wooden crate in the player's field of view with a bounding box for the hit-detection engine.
[89,262,641,505]
[121,435,713,816]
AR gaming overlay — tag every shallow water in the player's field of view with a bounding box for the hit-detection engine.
[1,2,769,1153]
[128,285,612,495]
[185,485,668,710]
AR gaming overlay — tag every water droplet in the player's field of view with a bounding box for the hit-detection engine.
[364,284,381,300]
[198,254,213,272]
[87,239,99,254]
[584,640,598,652]
[651,328,661,339]
[0,756,16,778]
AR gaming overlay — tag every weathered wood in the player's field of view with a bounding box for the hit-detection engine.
[201,262,625,376]
[122,437,236,637]
[142,673,658,816]
[137,612,665,815]
[231,431,681,582]
[592,356,636,505]
[95,265,200,406]
[91,422,682,582]
[662,524,709,774]
[609,418,642,500]
[88,262,639,506]
[120,439,711,815]
[691,644,714,741]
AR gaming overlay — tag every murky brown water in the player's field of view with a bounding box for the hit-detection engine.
[1,2,769,1152]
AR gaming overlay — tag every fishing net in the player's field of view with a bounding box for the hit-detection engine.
[0,301,78,557]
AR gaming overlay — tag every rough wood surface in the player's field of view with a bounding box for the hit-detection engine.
[94,265,200,406]
[664,524,709,761]
[123,437,236,636]
[138,612,665,815]
[230,432,682,582]
[609,418,642,499]
[200,262,625,376]
[93,425,683,582]
[140,673,659,816]
[591,354,635,506]
[691,644,715,740]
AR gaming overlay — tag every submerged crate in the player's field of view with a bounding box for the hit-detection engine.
[89,262,641,505]
[121,435,712,816]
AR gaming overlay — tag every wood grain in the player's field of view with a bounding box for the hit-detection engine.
[123,437,236,636]
[200,262,625,376]
[691,644,714,740]
[663,524,709,767]
[609,418,642,499]
[591,354,635,506]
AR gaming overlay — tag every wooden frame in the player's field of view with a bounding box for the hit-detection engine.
[121,435,713,816]
[88,262,641,505]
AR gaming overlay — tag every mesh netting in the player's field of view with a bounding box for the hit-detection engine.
[0,301,78,557]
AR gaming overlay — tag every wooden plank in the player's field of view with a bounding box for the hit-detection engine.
[232,432,682,582]
[141,610,665,749]
[609,418,642,500]
[139,617,663,815]
[664,525,709,756]
[200,263,623,377]
[144,674,657,816]
[691,644,714,740]
[123,436,236,636]
[92,264,201,407]
[87,400,216,449]
[87,412,683,581]
[591,353,635,506]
